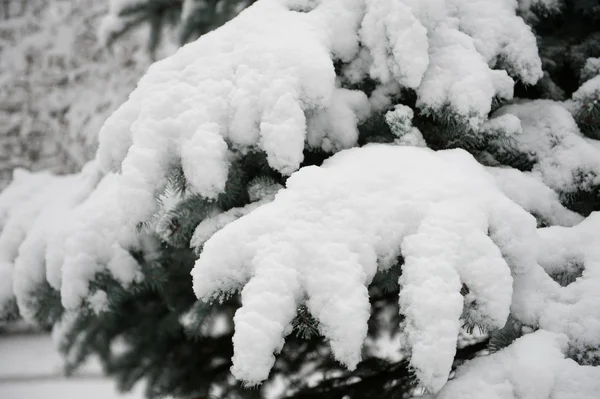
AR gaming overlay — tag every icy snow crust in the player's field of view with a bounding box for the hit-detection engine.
[0,0,598,397]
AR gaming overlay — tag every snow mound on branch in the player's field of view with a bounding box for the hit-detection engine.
[493,100,600,193]
[360,0,429,88]
[573,75,600,106]
[191,198,278,252]
[487,167,584,227]
[581,58,600,83]
[438,330,600,399]
[0,169,56,315]
[0,163,153,321]
[192,144,545,391]
[96,0,369,226]
[361,0,541,127]
[57,174,149,311]
[416,26,514,127]
[96,0,541,228]
[536,212,600,360]
[453,0,541,84]
[442,210,600,399]
[0,164,101,320]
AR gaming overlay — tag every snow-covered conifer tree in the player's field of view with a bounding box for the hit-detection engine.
[1,0,600,398]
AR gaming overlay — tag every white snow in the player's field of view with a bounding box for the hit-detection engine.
[487,167,584,227]
[535,213,600,358]
[360,0,541,128]
[453,0,541,85]
[417,26,514,128]
[93,0,542,229]
[95,0,372,226]
[361,0,429,88]
[0,164,101,320]
[438,331,600,399]
[57,173,149,311]
[385,105,427,147]
[438,213,600,398]
[581,58,600,83]
[0,169,56,315]
[492,100,600,193]
[482,114,523,138]
[191,199,276,252]
[88,290,109,315]
[0,1,596,397]
[0,166,152,321]
[572,75,600,107]
[192,145,545,391]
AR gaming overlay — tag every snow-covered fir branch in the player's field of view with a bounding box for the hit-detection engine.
[1,0,600,398]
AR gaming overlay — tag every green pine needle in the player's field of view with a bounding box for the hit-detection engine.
[292,305,320,340]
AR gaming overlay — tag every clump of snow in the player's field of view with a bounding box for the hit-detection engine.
[0,169,57,315]
[0,1,590,395]
[454,0,542,85]
[535,212,600,360]
[438,330,600,399]
[385,105,426,147]
[247,178,283,203]
[360,0,429,88]
[581,58,600,83]
[360,0,541,128]
[572,75,600,106]
[88,290,109,315]
[0,163,101,321]
[0,163,153,321]
[417,27,514,128]
[192,144,549,391]
[58,173,149,311]
[95,0,542,229]
[487,167,584,227]
[190,200,270,253]
[191,178,283,252]
[482,114,523,138]
[492,100,600,193]
[95,0,372,227]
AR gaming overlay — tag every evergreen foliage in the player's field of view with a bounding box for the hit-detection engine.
[1,0,600,398]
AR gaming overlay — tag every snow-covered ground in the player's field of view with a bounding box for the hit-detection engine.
[0,332,143,399]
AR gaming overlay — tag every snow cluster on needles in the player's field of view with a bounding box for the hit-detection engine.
[0,0,599,398]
